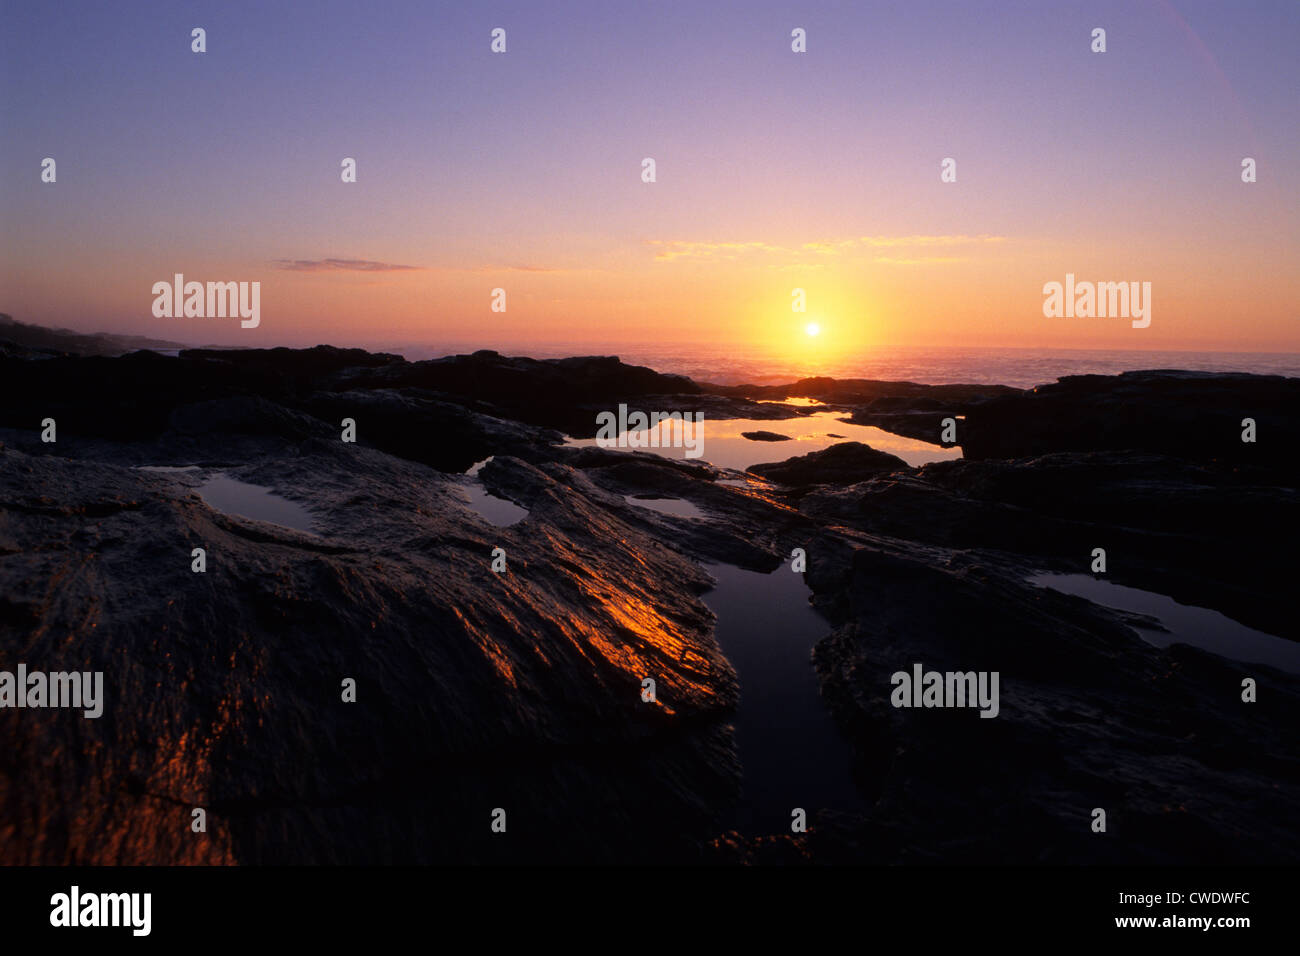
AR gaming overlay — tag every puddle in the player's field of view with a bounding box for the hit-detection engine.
[461,484,528,527]
[702,562,861,833]
[566,409,957,470]
[136,465,201,473]
[624,495,706,519]
[1030,573,1299,675]
[758,397,824,407]
[458,458,530,527]
[198,474,317,533]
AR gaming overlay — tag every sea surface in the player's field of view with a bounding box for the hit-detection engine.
[393,344,1300,389]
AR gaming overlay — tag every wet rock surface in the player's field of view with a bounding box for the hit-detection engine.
[1,344,1296,864]
[0,443,742,863]
[801,451,1295,639]
[802,534,1300,863]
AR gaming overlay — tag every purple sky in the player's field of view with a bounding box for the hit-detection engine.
[2,0,1297,355]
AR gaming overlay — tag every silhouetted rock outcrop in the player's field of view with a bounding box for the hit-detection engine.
[0,312,185,356]
[961,370,1298,468]
[748,441,910,487]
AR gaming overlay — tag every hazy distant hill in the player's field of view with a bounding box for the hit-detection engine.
[0,314,187,357]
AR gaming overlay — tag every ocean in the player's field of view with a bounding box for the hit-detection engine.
[393,344,1300,390]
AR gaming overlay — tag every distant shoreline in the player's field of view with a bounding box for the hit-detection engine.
[4,314,1299,389]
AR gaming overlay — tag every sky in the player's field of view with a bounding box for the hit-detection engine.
[2,0,1297,363]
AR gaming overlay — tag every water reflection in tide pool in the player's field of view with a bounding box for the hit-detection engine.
[459,457,530,527]
[567,409,957,470]
[1030,573,1300,675]
[702,562,861,833]
[461,484,528,527]
[624,495,706,519]
[197,474,317,533]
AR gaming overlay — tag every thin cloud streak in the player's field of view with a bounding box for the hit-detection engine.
[276,258,423,272]
[874,256,969,265]
[647,235,1007,263]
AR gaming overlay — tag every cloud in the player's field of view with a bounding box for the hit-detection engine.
[463,264,568,273]
[645,240,787,262]
[647,234,1006,263]
[281,259,582,276]
[859,235,1005,248]
[873,256,969,265]
[275,258,422,272]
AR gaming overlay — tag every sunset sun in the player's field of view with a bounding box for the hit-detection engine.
[805,322,821,337]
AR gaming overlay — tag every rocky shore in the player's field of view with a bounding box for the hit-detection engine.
[1,332,1295,864]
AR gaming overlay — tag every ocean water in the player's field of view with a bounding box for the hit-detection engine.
[395,344,1300,389]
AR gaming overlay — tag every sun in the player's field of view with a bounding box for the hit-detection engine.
[804,322,821,337]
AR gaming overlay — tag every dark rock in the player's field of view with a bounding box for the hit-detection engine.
[0,350,293,447]
[844,408,960,445]
[296,389,562,473]
[337,352,706,434]
[705,375,1019,407]
[801,450,1295,638]
[0,313,185,356]
[748,441,910,487]
[0,442,741,864]
[740,430,792,442]
[803,533,1300,863]
[168,396,333,441]
[179,345,405,383]
[2,332,1296,865]
[961,370,1299,469]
